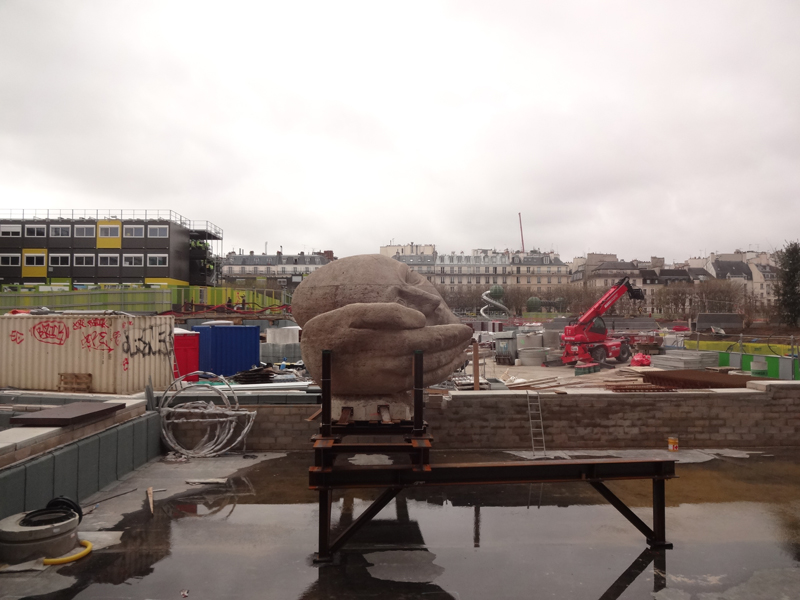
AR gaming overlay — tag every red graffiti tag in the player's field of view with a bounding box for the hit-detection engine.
[80,331,114,353]
[30,321,69,346]
[113,330,122,346]
[122,358,129,371]
[72,318,110,330]
[9,330,24,344]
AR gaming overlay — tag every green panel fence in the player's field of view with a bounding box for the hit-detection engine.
[0,289,173,313]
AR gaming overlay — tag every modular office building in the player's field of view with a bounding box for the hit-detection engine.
[0,209,222,288]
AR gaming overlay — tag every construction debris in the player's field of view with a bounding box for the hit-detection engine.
[650,350,719,371]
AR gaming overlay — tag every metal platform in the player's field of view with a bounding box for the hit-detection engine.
[309,350,676,562]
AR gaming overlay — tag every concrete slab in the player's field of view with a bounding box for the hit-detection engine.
[0,427,61,451]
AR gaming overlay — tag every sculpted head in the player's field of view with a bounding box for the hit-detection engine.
[292,254,473,395]
[292,254,460,328]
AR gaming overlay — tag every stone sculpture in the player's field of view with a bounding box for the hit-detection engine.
[292,255,473,418]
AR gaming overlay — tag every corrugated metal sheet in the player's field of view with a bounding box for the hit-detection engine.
[194,325,260,376]
[0,315,174,394]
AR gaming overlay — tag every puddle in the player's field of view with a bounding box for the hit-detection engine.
[14,450,800,600]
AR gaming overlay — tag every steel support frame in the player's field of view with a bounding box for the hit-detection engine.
[311,349,674,561]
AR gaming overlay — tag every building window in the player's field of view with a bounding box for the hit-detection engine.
[440,277,445,284]
[526,267,531,273]
[0,224,21,237]
[467,277,472,283]
[0,254,21,266]
[537,277,541,283]
[546,266,551,273]
[526,277,531,284]
[74,255,95,266]
[25,225,46,237]
[493,277,498,284]
[24,254,45,266]
[558,277,562,284]
[557,267,561,273]
[516,277,520,283]
[49,254,70,266]
[123,225,145,238]
[99,226,120,238]
[537,267,541,273]
[547,277,552,284]
[123,254,144,266]
[99,255,119,266]
[50,225,71,237]
[148,255,168,267]
[246,267,254,274]
[74,225,96,237]
[148,225,169,238]
[449,267,454,274]
[537,286,542,292]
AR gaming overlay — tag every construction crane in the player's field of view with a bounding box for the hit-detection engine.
[560,277,645,365]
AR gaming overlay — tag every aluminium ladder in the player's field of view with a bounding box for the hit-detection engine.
[526,390,547,456]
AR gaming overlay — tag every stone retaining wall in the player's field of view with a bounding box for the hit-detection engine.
[167,381,800,451]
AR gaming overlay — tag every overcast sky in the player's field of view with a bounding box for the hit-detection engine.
[1,1,798,263]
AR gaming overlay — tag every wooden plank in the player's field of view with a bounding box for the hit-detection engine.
[10,402,125,426]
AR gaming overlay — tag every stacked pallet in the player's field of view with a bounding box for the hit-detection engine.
[650,351,718,371]
[451,375,491,390]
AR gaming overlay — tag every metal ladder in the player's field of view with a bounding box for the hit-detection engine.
[526,391,546,457]
[526,391,547,509]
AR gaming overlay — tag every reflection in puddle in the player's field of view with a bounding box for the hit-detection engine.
[23,452,800,600]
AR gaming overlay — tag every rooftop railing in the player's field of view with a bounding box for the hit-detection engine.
[0,209,221,237]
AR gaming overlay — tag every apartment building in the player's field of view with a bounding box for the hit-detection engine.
[0,209,221,288]
[220,250,334,291]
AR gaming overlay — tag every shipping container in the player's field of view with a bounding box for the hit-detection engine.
[0,314,174,394]
[193,325,260,376]
[173,331,200,381]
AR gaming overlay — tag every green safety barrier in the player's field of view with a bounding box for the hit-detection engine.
[714,351,799,380]
[685,340,794,356]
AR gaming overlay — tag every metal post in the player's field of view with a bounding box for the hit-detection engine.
[652,478,668,547]
[321,350,332,438]
[472,341,480,390]
[413,350,424,435]
[654,549,666,592]
[739,333,743,354]
[473,505,481,548]
[316,488,333,562]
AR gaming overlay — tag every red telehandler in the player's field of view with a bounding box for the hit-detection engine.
[560,276,645,365]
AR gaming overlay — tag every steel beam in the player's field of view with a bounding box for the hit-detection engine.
[310,459,675,489]
[328,488,401,554]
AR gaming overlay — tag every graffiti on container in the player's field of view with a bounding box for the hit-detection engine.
[30,321,69,345]
[80,330,115,353]
[122,358,129,371]
[72,318,111,330]
[9,330,24,344]
[122,324,173,357]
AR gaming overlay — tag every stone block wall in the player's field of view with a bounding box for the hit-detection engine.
[425,382,800,449]
[166,381,800,451]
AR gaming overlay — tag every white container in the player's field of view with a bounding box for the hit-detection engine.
[0,314,174,394]
[517,333,543,349]
[518,347,550,366]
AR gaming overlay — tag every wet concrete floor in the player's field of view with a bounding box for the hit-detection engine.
[4,449,800,600]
